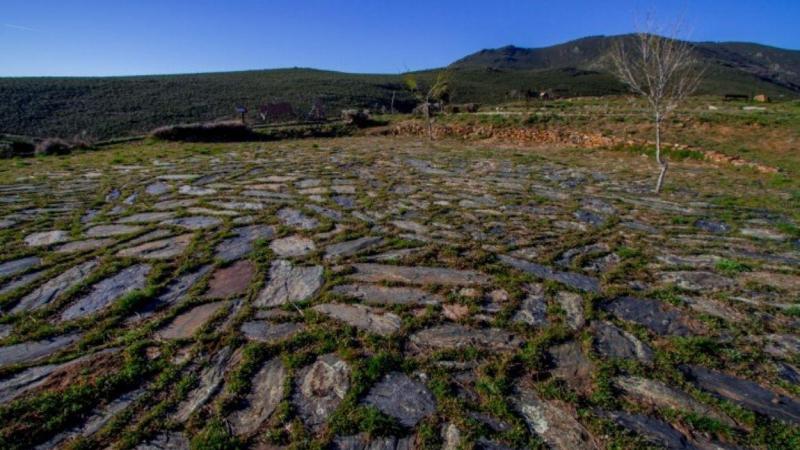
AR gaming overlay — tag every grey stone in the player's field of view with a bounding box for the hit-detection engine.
[603,296,691,336]
[660,271,734,292]
[241,321,304,343]
[556,291,585,330]
[37,388,146,449]
[156,301,228,340]
[117,234,193,260]
[513,283,548,326]
[409,324,523,352]
[740,227,787,241]
[0,256,40,278]
[228,358,287,435]
[54,238,115,254]
[85,224,143,237]
[499,255,601,293]
[118,212,176,223]
[348,264,491,286]
[135,432,190,450]
[363,372,436,427]
[173,346,233,422]
[681,365,800,424]
[312,304,402,336]
[254,260,324,307]
[0,271,45,296]
[598,410,697,449]
[59,264,151,321]
[613,376,734,426]
[138,265,213,317]
[160,216,222,230]
[215,225,275,262]
[152,199,198,210]
[515,387,599,450]
[12,259,98,314]
[178,185,216,196]
[325,237,383,260]
[548,341,595,393]
[270,235,316,257]
[24,230,70,247]
[593,321,653,363]
[293,354,350,429]
[0,333,82,369]
[331,284,442,305]
[277,207,319,230]
[331,434,416,450]
[145,182,173,196]
[695,219,730,234]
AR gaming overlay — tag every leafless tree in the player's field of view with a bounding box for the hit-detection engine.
[610,22,704,193]
[404,71,451,140]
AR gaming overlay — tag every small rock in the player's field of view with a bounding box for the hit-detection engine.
[593,321,653,363]
[228,358,287,435]
[331,284,442,305]
[241,321,304,343]
[156,301,228,340]
[409,324,523,352]
[293,354,350,429]
[312,303,402,336]
[24,230,70,247]
[254,260,324,307]
[270,235,316,257]
[85,224,142,237]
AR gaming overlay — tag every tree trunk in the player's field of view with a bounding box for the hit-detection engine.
[653,113,667,194]
[425,103,433,141]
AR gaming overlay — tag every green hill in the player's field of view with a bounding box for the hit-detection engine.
[1,34,798,140]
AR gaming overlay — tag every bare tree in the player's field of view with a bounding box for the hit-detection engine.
[404,71,451,140]
[610,22,704,193]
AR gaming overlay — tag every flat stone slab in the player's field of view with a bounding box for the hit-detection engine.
[613,376,734,426]
[312,303,402,336]
[145,182,173,196]
[118,212,176,223]
[348,264,491,286]
[363,372,436,427]
[134,432,190,450]
[215,225,275,262]
[133,265,212,321]
[409,324,523,352]
[153,199,198,210]
[270,235,316,257]
[54,238,115,254]
[593,321,653,364]
[0,256,40,278]
[117,234,193,260]
[11,259,98,314]
[324,236,383,260]
[86,224,143,237]
[160,216,222,230]
[59,264,151,321]
[228,358,287,435]
[602,296,691,336]
[24,230,70,247]
[681,365,800,424]
[548,341,595,393]
[0,271,45,296]
[659,271,734,291]
[178,185,216,196]
[156,301,228,340]
[513,283,548,326]
[241,321,304,343]
[331,284,442,306]
[293,354,350,429]
[205,260,255,299]
[499,255,601,293]
[254,260,323,307]
[173,346,233,422]
[331,434,416,450]
[0,333,82,369]
[556,291,585,330]
[277,207,319,230]
[597,410,695,449]
[515,388,600,450]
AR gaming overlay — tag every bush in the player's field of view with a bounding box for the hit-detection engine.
[150,121,256,142]
[341,109,372,127]
[0,139,35,158]
[35,138,73,156]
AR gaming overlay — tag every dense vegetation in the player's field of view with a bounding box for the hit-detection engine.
[1,35,798,141]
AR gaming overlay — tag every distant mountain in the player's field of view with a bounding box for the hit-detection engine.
[450,34,800,95]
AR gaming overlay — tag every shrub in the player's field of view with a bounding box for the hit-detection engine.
[150,121,256,142]
[0,139,35,158]
[35,138,73,156]
[341,109,372,127]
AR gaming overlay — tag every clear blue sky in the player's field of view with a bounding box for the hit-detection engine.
[2,0,798,77]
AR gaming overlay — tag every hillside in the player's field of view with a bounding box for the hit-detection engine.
[1,34,799,140]
[452,34,800,96]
